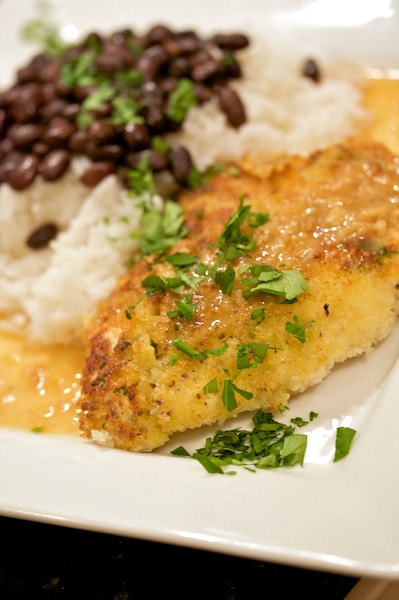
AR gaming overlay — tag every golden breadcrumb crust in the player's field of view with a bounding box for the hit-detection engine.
[78,139,399,451]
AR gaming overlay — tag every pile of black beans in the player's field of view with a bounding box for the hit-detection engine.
[0,24,250,192]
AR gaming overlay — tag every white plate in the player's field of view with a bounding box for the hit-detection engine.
[1,0,399,580]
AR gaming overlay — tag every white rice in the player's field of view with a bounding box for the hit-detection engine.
[0,39,368,344]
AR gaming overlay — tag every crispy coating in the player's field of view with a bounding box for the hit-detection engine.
[78,139,399,451]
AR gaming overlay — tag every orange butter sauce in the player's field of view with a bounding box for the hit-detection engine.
[0,71,398,437]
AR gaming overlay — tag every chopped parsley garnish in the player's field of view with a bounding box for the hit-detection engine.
[285,316,306,343]
[136,200,188,255]
[251,307,265,325]
[30,426,44,434]
[172,411,357,474]
[203,377,218,394]
[214,262,236,295]
[222,378,253,411]
[172,410,309,474]
[166,78,197,122]
[133,195,310,415]
[141,273,186,295]
[167,295,197,321]
[163,252,198,269]
[170,338,229,365]
[334,427,356,461]
[236,342,269,369]
[127,155,155,197]
[20,2,69,57]
[110,95,144,126]
[77,81,115,128]
[213,195,268,261]
[60,49,103,88]
[241,265,308,301]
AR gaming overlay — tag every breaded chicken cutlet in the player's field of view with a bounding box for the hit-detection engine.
[78,139,399,452]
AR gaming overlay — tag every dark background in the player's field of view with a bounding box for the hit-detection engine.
[0,516,359,599]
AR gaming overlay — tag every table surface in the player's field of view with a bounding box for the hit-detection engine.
[0,516,359,599]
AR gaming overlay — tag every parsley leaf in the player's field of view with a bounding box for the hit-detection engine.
[110,96,144,126]
[166,78,197,122]
[334,427,356,461]
[77,81,116,128]
[285,316,306,343]
[241,265,308,301]
[171,410,308,474]
[127,155,155,196]
[167,295,197,321]
[213,196,265,260]
[60,49,102,88]
[137,200,188,255]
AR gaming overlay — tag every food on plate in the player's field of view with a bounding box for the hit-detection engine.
[0,18,397,442]
[0,24,367,343]
[78,138,399,451]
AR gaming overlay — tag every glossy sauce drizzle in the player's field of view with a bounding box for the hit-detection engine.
[0,72,398,437]
[0,331,84,434]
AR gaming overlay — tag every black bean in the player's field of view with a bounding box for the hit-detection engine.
[82,32,103,50]
[41,83,58,103]
[193,83,213,104]
[23,54,50,81]
[192,58,220,81]
[110,29,134,45]
[210,33,250,51]
[69,130,88,154]
[42,117,75,148]
[126,149,169,171]
[90,102,113,120]
[83,141,102,161]
[170,145,193,184]
[72,85,97,102]
[144,102,166,132]
[142,24,171,47]
[62,103,80,121]
[86,120,116,144]
[96,144,123,162]
[302,58,321,83]
[7,154,39,190]
[40,99,69,122]
[39,149,70,181]
[9,83,43,122]
[159,77,178,94]
[80,161,115,187]
[0,151,22,183]
[123,123,150,150]
[136,45,169,81]
[168,56,191,78]
[16,64,38,84]
[38,58,62,83]
[53,81,71,99]
[26,222,58,249]
[173,34,202,55]
[217,86,246,128]
[95,52,132,75]
[7,123,43,150]
[0,23,252,194]
[220,53,242,78]
[32,141,49,156]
